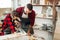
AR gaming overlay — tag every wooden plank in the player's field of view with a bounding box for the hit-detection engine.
[0,8,12,16]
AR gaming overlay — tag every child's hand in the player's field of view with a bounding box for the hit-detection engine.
[14,20,21,26]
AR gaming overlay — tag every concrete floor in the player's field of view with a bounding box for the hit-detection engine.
[0,30,53,40]
[34,30,53,40]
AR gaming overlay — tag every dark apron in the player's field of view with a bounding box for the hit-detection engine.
[20,14,34,34]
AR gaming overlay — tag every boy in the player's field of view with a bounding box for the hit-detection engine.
[2,10,20,35]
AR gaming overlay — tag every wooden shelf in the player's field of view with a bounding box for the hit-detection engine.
[33,5,52,6]
[36,17,53,20]
[56,5,60,7]
[33,5,60,7]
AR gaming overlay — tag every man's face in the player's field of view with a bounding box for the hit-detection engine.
[24,7,32,14]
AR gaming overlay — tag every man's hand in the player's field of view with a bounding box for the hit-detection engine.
[29,25,32,28]
[27,25,32,36]
[27,29,31,36]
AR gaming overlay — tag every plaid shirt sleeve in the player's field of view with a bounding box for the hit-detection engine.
[0,32,4,36]
[2,14,15,33]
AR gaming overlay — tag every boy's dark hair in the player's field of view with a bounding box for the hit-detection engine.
[27,4,33,10]
[12,10,19,17]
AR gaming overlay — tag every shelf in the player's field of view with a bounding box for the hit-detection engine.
[36,17,53,20]
[33,5,52,6]
[56,5,60,7]
[33,5,60,7]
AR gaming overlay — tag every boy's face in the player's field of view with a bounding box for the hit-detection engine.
[11,13,17,20]
[13,16,17,20]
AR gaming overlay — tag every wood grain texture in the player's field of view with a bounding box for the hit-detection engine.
[0,8,12,16]
[53,13,60,40]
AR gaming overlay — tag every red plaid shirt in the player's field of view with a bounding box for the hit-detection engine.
[0,32,4,36]
[2,14,15,33]
[16,7,35,27]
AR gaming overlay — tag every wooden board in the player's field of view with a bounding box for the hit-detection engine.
[0,8,12,16]
[53,13,60,40]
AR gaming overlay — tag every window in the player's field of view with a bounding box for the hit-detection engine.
[0,0,12,8]
[31,0,40,5]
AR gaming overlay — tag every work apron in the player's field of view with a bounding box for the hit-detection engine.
[20,13,34,34]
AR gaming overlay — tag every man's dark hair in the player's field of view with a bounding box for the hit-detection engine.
[27,4,33,10]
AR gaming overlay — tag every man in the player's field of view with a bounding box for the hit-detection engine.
[2,11,20,35]
[16,3,36,36]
